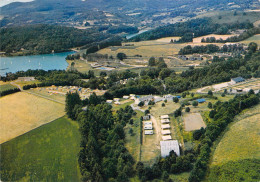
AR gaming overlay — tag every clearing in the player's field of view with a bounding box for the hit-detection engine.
[0,92,65,144]
[207,104,260,181]
[240,34,260,46]
[183,113,206,131]
[0,116,81,181]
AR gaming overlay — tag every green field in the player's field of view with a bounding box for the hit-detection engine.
[241,34,260,46]
[207,104,260,181]
[196,11,260,24]
[0,84,17,92]
[0,116,81,181]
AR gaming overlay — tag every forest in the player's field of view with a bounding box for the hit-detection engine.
[0,24,113,55]
[129,18,253,42]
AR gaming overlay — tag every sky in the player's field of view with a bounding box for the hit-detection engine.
[0,0,34,7]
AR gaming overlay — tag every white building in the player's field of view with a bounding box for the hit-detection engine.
[144,121,152,126]
[123,95,130,99]
[161,119,170,124]
[144,125,153,130]
[161,130,171,135]
[113,98,120,102]
[161,124,171,129]
[161,115,169,119]
[162,135,172,141]
[145,130,154,135]
[114,101,121,105]
[106,100,113,104]
[135,95,154,105]
[160,140,180,157]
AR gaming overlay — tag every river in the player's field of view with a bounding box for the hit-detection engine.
[0,52,74,76]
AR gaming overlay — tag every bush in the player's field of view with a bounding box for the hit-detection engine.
[138,101,144,107]
[185,107,190,112]
[162,103,165,107]
[173,97,179,103]
[208,102,212,109]
[192,101,198,107]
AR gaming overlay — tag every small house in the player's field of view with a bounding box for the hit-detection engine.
[113,98,120,102]
[161,119,170,124]
[144,121,152,126]
[144,125,153,130]
[160,140,180,157]
[161,130,171,135]
[196,98,206,103]
[114,101,121,105]
[143,115,151,121]
[161,115,169,119]
[231,77,245,84]
[161,124,171,129]
[106,100,113,104]
[145,130,154,135]
[130,94,136,97]
[123,95,130,99]
[162,135,172,141]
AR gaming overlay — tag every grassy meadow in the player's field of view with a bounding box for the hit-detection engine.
[207,104,260,181]
[241,34,260,46]
[0,116,81,181]
[0,92,65,143]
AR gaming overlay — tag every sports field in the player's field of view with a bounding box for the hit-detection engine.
[0,116,81,181]
[183,113,206,131]
[0,92,65,144]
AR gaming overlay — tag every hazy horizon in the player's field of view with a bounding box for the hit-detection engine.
[0,0,33,7]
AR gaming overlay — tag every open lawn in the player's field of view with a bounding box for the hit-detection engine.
[0,116,81,181]
[125,110,143,162]
[240,34,260,46]
[183,113,206,131]
[0,92,65,144]
[208,104,260,181]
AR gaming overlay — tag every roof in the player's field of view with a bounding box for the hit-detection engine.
[144,125,153,129]
[161,119,170,124]
[161,130,171,135]
[161,115,169,119]
[138,95,154,102]
[145,130,154,134]
[162,135,172,141]
[196,98,206,103]
[144,121,152,125]
[231,77,245,83]
[161,124,171,129]
[160,140,180,156]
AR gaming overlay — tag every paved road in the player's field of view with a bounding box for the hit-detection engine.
[10,82,65,105]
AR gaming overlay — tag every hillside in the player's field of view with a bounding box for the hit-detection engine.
[0,24,113,55]
[0,0,258,28]
[207,104,260,181]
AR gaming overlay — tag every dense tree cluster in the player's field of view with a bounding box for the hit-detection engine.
[0,24,112,55]
[0,87,20,97]
[130,18,253,42]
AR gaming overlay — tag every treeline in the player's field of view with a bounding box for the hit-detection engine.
[202,27,260,43]
[189,93,259,181]
[179,43,247,55]
[129,18,253,42]
[65,92,137,181]
[0,88,20,97]
[0,24,111,55]
[85,36,123,55]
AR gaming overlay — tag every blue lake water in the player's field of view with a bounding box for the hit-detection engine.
[0,52,74,76]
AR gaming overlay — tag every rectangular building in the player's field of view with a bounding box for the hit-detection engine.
[160,140,180,157]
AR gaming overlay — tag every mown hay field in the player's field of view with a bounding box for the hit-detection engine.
[0,92,65,144]
[208,104,260,181]
[0,116,81,181]
[241,34,260,46]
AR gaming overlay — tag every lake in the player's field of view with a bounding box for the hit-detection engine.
[0,52,74,76]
